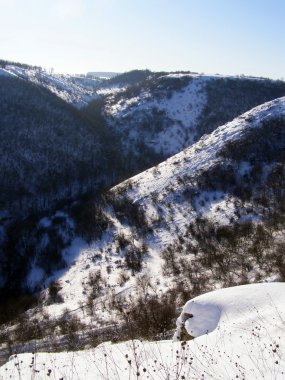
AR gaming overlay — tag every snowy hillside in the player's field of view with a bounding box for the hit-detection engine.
[0,63,134,108]
[1,65,101,107]
[104,73,285,161]
[105,74,208,157]
[1,63,285,368]
[2,62,285,170]
[1,282,285,379]
[7,96,283,340]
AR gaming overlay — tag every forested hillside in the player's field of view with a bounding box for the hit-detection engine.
[0,77,107,216]
[0,76,117,294]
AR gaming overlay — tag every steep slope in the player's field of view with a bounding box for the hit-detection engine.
[1,64,102,107]
[0,67,156,296]
[0,76,108,216]
[3,63,285,175]
[0,76,119,294]
[0,75,285,356]
[104,73,285,166]
[104,96,285,293]
[14,96,284,335]
[1,63,145,109]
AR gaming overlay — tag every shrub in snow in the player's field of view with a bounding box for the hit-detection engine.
[86,269,107,315]
[125,245,144,274]
[70,200,111,244]
[47,280,64,305]
[120,293,177,339]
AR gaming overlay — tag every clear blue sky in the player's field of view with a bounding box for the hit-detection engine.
[1,0,284,78]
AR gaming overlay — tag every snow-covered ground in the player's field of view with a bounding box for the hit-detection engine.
[1,282,284,379]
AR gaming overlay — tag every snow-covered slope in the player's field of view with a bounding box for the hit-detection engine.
[3,63,285,166]
[1,67,285,362]
[104,73,285,161]
[23,96,285,326]
[2,65,102,107]
[1,282,285,379]
[118,96,285,201]
[1,64,132,108]
[106,74,207,156]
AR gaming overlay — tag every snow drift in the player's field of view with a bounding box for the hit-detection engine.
[1,282,285,379]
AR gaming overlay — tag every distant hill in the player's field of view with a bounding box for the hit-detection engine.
[87,71,120,78]
[1,64,102,107]
[102,73,285,167]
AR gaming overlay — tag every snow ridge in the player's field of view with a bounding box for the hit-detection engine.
[2,283,285,379]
